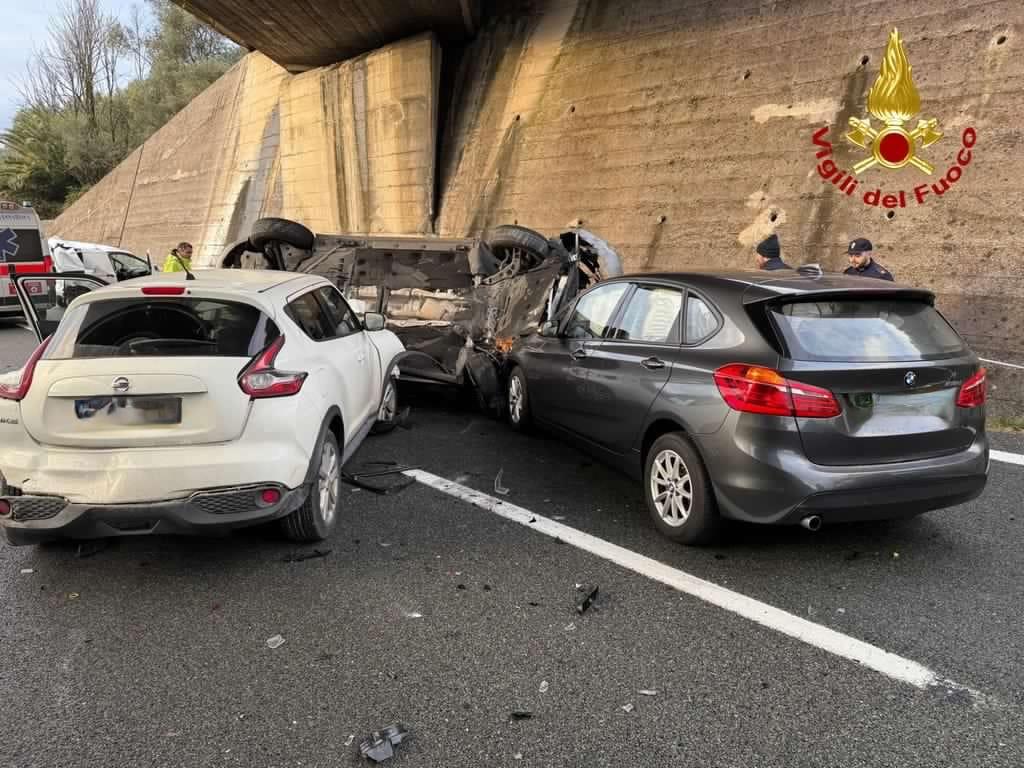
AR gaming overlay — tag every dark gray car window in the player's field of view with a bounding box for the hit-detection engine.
[564,283,629,339]
[612,286,682,343]
[286,292,334,341]
[316,286,361,338]
[685,294,719,344]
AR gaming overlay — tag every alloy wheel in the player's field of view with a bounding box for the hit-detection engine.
[509,375,524,423]
[650,449,693,527]
[318,440,340,525]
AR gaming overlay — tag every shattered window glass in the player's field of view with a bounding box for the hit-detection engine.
[685,295,719,344]
[564,283,629,340]
[612,286,682,344]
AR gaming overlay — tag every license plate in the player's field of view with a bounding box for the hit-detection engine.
[74,396,182,425]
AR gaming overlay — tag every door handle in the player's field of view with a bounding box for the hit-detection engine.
[571,348,587,360]
[641,357,665,370]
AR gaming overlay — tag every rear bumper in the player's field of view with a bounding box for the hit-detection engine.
[0,483,307,545]
[696,412,990,525]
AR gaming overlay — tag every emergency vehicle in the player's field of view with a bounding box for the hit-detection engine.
[0,201,52,318]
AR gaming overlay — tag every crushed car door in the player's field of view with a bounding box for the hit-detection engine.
[582,283,682,454]
[529,282,630,434]
[13,272,109,341]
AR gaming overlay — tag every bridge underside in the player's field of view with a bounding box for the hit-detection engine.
[175,0,480,70]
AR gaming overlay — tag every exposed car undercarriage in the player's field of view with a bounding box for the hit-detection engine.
[220,220,623,413]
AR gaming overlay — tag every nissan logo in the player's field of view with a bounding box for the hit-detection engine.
[904,371,918,387]
[112,377,131,394]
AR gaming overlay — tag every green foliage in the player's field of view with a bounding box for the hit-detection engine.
[0,0,241,215]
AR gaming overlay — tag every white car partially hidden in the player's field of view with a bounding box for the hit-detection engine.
[0,270,405,545]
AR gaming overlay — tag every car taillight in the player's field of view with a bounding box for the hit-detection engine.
[713,364,841,419]
[238,335,307,399]
[43,255,53,273]
[956,368,986,408]
[0,336,52,402]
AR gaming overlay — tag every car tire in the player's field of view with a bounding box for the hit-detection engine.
[371,376,399,435]
[249,217,315,251]
[485,225,551,273]
[643,432,720,545]
[507,366,532,432]
[282,428,341,542]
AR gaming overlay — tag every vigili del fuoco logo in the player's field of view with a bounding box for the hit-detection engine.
[810,28,977,209]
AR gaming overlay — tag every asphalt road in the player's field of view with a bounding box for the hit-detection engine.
[1,323,1023,767]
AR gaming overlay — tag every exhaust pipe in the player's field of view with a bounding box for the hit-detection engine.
[800,515,822,532]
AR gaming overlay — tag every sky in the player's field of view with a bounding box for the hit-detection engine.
[0,0,146,132]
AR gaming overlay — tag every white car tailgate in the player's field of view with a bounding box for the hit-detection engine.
[21,358,252,448]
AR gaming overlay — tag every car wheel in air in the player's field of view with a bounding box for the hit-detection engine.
[507,366,532,432]
[643,432,720,545]
[282,428,340,542]
[371,377,399,435]
[248,217,315,250]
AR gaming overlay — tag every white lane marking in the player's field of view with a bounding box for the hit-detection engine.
[407,469,989,704]
[980,357,1024,371]
[991,450,1024,467]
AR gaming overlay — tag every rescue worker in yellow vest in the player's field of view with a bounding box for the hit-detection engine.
[162,242,193,273]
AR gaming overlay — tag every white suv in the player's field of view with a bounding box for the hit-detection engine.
[0,270,405,545]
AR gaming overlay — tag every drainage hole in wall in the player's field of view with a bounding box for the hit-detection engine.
[860,55,870,66]
[997,34,1007,45]
[886,210,896,220]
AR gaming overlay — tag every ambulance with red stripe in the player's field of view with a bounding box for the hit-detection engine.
[0,201,53,318]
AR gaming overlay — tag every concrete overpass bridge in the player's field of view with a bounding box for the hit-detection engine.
[50,0,1024,414]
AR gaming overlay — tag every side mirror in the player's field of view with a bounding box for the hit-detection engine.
[540,321,559,337]
[364,312,386,332]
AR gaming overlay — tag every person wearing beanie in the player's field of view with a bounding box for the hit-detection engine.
[843,238,893,281]
[754,233,790,271]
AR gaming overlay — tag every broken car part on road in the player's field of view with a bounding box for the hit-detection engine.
[221,219,624,415]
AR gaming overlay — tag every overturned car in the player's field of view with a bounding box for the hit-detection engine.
[220,219,623,413]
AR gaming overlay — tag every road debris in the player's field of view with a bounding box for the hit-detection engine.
[539,680,549,694]
[510,710,533,720]
[19,568,34,575]
[552,515,566,521]
[638,689,659,696]
[621,703,635,713]
[575,584,599,614]
[563,622,577,632]
[359,723,410,762]
[282,548,332,563]
[514,753,523,760]
[76,540,109,559]
[343,464,418,495]
[345,735,356,747]
[403,611,424,619]
[266,634,286,649]
[494,469,510,495]
[67,592,80,600]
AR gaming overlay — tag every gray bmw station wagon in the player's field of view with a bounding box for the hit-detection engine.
[506,270,989,544]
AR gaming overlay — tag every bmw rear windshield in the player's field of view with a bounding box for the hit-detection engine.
[770,298,967,363]
[44,298,280,359]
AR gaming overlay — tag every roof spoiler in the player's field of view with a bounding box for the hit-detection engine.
[742,285,936,307]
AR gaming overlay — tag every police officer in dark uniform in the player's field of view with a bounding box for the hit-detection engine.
[844,238,893,281]
[754,233,790,271]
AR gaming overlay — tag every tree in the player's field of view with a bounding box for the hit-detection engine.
[1,0,241,216]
